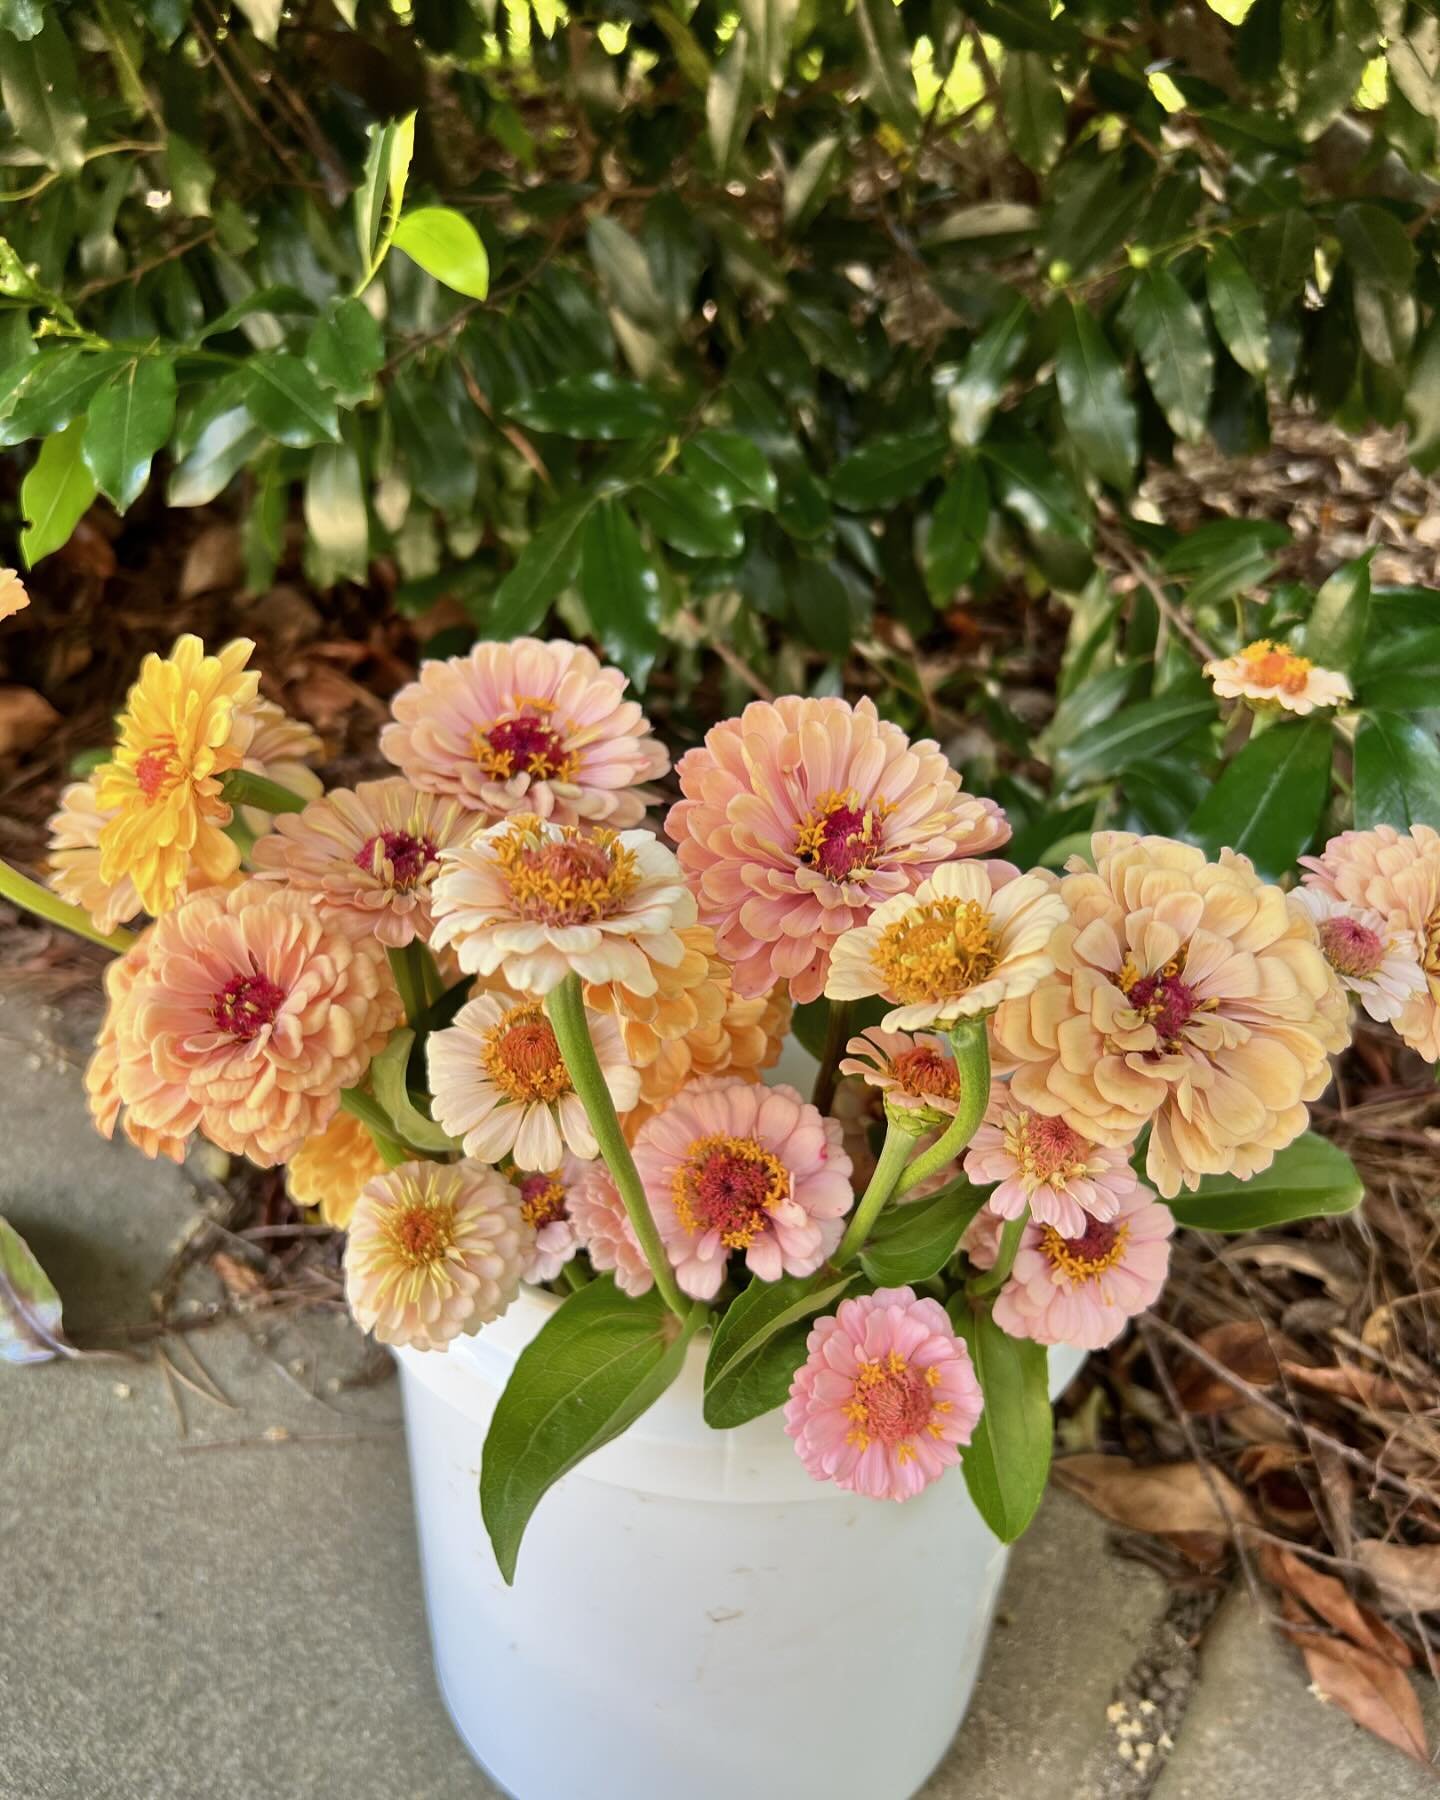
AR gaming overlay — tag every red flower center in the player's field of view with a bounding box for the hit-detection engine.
[673,1133,790,1249]
[519,1173,568,1230]
[354,828,436,890]
[136,750,172,801]
[1318,915,1385,979]
[794,789,891,883]
[475,714,578,782]
[211,967,286,1041]
[1123,963,1199,1044]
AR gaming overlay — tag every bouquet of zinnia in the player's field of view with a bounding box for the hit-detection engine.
[11,629,1428,1581]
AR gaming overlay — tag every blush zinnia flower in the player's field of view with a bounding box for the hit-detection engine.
[635,1078,853,1300]
[345,1160,532,1351]
[991,1183,1175,1351]
[992,833,1349,1198]
[1300,825,1440,1059]
[427,990,638,1170]
[839,1026,966,1125]
[430,815,696,995]
[666,696,1011,1002]
[118,882,402,1167]
[95,635,261,916]
[1290,885,1425,1026]
[784,1287,984,1502]
[252,777,475,948]
[286,1110,387,1229]
[1203,640,1351,715]
[0,567,30,620]
[47,776,144,935]
[85,929,192,1163]
[826,859,1067,1030]
[228,696,324,833]
[964,1086,1143,1239]
[569,1161,652,1296]
[380,637,668,827]
[514,1154,588,1284]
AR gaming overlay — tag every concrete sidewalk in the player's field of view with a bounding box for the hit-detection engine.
[1,987,1435,1800]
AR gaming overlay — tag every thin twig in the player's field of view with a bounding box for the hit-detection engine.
[1099,522,1221,664]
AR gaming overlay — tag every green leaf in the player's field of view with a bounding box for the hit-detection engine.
[305,298,384,406]
[1254,209,1317,305]
[1304,554,1371,672]
[1128,268,1214,444]
[20,417,96,565]
[3,347,128,444]
[1160,518,1287,613]
[829,428,947,511]
[369,1028,460,1155]
[1188,718,1332,878]
[581,501,661,688]
[166,132,214,218]
[859,1182,989,1288]
[1405,317,1440,475]
[950,1300,1052,1543]
[680,430,777,510]
[1165,1133,1363,1233]
[1354,712,1440,832]
[703,1270,858,1429]
[392,206,491,300]
[1054,688,1217,785]
[303,442,368,585]
[0,1214,72,1364]
[1000,51,1066,172]
[246,354,341,448]
[167,406,263,508]
[485,500,591,637]
[784,133,843,231]
[980,436,1088,544]
[1335,202,1416,293]
[706,26,754,176]
[792,558,852,657]
[1204,243,1269,379]
[854,0,919,136]
[633,474,743,559]
[924,461,990,602]
[0,17,85,175]
[1055,301,1137,489]
[354,111,415,271]
[940,300,1030,449]
[0,0,46,42]
[739,0,797,102]
[81,357,176,513]
[511,370,666,440]
[481,1280,701,1582]
[1354,626,1440,712]
[587,215,667,334]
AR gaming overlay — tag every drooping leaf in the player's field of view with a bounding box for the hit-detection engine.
[167,406,263,508]
[680,430,777,510]
[1204,242,1269,378]
[940,300,1030,449]
[1187,717,1332,878]
[0,1215,74,1364]
[633,474,743,559]
[1127,266,1214,443]
[703,1270,858,1429]
[392,206,491,300]
[245,354,341,447]
[828,428,947,511]
[81,356,177,512]
[950,1299,1053,1543]
[20,417,97,565]
[1054,687,1217,785]
[853,0,919,136]
[0,16,85,175]
[303,442,368,585]
[1000,51,1066,172]
[305,298,385,405]
[369,1028,460,1154]
[3,347,129,444]
[580,500,661,688]
[924,460,990,602]
[484,500,591,637]
[1163,1133,1364,1233]
[1054,300,1137,489]
[706,26,754,177]
[1353,713,1440,832]
[859,1181,988,1288]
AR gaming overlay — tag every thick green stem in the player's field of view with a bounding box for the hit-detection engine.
[0,857,136,956]
[387,941,438,1028]
[895,1017,991,1196]
[811,998,854,1116]
[968,1213,1027,1296]
[219,768,309,815]
[835,1120,913,1267]
[546,974,689,1320]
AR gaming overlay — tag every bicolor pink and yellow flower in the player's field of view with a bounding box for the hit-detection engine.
[568,1161,652,1297]
[964,1086,1143,1238]
[514,1155,589,1285]
[839,1026,966,1125]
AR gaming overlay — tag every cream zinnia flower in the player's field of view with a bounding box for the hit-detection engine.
[229,696,324,833]
[47,776,144,935]
[1203,640,1351,715]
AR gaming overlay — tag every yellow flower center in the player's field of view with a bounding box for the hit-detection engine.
[1002,1110,1090,1191]
[518,1173,568,1230]
[794,789,892,883]
[872,898,998,1005]
[381,1173,460,1270]
[482,1004,572,1104]
[471,699,580,784]
[491,817,640,926]
[1040,1217,1129,1284]
[1238,640,1312,695]
[842,1348,949,1457]
[672,1132,790,1248]
[889,1043,962,1100]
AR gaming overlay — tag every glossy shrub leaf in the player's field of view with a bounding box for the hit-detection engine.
[354,112,415,270]
[484,500,591,637]
[633,474,743,559]
[854,0,919,135]
[303,442,368,584]
[1354,626,1440,712]
[1304,554,1371,673]
[481,1280,702,1582]
[305,298,384,405]
[950,1299,1053,1544]
[1165,1133,1363,1233]
[167,406,263,508]
[792,558,851,657]
[245,353,341,447]
[20,416,96,565]
[581,500,661,687]
[1000,51,1066,172]
[1160,518,1287,613]
[1188,717,1332,877]
[829,427,947,510]
[941,300,1030,449]
[511,370,667,440]
[924,461,990,601]
[1,17,85,175]
[1204,242,1269,378]
[1054,688,1216,785]
[3,347,129,443]
[680,430,776,510]
[1128,267,1214,444]
[981,437,1088,544]
[1055,300,1137,489]
[1354,713,1440,832]
[859,1182,988,1288]
[392,206,490,300]
[82,356,177,512]
[703,1270,858,1429]
[0,1215,74,1364]
[0,0,46,41]
[706,27,754,177]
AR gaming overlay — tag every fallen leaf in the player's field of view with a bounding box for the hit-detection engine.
[178,522,244,599]
[1054,1454,1258,1538]
[1259,1541,1412,1668]
[1229,1240,1360,1302]
[1280,1360,1416,1411]
[1173,1320,1304,1415]
[1286,1619,1428,1763]
[0,1215,75,1364]
[1355,1540,1440,1615]
[210,1251,264,1303]
[0,686,60,757]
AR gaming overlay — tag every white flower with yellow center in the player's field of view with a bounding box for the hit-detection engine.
[1203,639,1352,716]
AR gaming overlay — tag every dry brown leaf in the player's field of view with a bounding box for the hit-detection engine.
[0,687,61,757]
[1054,1454,1258,1538]
[1229,1240,1360,1302]
[1280,1360,1416,1411]
[1259,1542,1412,1668]
[1173,1320,1303,1415]
[210,1251,264,1303]
[178,522,243,599]
[1288,1626,1429,1764]
[1355,1540,1440,1616]
[1237,1444,1306,1481]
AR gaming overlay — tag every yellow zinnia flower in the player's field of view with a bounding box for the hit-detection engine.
[95,635,260,916]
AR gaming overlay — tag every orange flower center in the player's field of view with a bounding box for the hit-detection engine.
[472,703,580,784]
[672,1132,789,1248]
[382,1182,460,1269]
[1238,640,1312,695]
[1040,1216,1129,1284]
[889,1043,961,1100]
[211,965,286,1041]
[794,789,892,882]
[1318,915,1385,980]
[492,819,640,927]
[518,1173,568,1230]
[136,748,174,801]
[1003,1110,1090,1189]
[842,1348,949,1459]
[354,828,437,890]
[482,1004,572,1104]
[872,898,998,1005]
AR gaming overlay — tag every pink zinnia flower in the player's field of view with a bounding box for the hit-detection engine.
[252,777,476,948]
[381,637,668,827]
[1290,885,1425,1025]
[634,1078,853,1300]
[514,1154,589,1285]
[784,1286,984,1502]
[569,1161,652,1297]
[964,1086,1144,1238]
[839,1026,966,1123]
[666,696,1011,1001]
[992,1182,1175,1351]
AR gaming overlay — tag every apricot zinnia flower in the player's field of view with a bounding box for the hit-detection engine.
[253,777,475,948]
[430,815,696,995]
[427,991,638,1170]
[119,882,401,1166]
[286,1110,386,1229]
[840,1026,965,1125]
[992,833,1348,1198]
[636,1078,853,1300]
[569,1162,652,1296]
[381,637,667,827]
[95,635,260,916]
[666,696,1011,1002]
[784,1287,984,1502]
[964,1087,1143,1238]
[826,859,1067,1030]
[85,929,190,1163]
[345,1160,532,1351]
[48,776,144,935]
[1204,640,1351,715]
[0,567,29,620]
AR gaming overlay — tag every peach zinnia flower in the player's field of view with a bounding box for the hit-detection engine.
[584,923,729,1071]
[0,567,29,620]
[253,777,475,948]
[286,1110,387,1229]
[991,1183,1175,1351]
[666,696,1011,1002]
[427,991,638,1170]
[381,637,667,827]
[993,833,1348,1198]
[569,1162,652,1296]
[1204,640,1351,715]
[1290,886,1425,1026]
[840,1026,966,1125]
[119,882,401,1166]
[430,815,696,996]
[514,1154,589,1284]
[96,635,260,916]
[345,1160,532,1351]
[636,1078,853,1300]
[47,776,144,935]
[85,930,190,1163]
[964,1087,1144,1238]
[784,1287,984,1502]
[827,859,1067,1030]
[229,696,324,832]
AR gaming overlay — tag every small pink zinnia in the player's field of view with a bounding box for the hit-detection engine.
[991,1183,1175,1351]
[634,1078,853,1300]
[252,777,475,948]
[1290,886,1425,1025]
[666,696,1011,1002]
[569,1161,652,1297]
[964,1087,1144,1238]
[784,1286,984,1502]
[381,637,668,827]
[514,1155,589,1284]
[839,1026,966,1123]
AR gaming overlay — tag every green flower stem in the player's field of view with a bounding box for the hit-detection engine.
[834,1120,913,1267]
[968,1212,1027,1297]
[0,856,136,956]
[387,940,441,1028]
[219,769,309,815]
[894,1017,991,1197]
[810,998,854,1116]
[546,973,689,1320]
